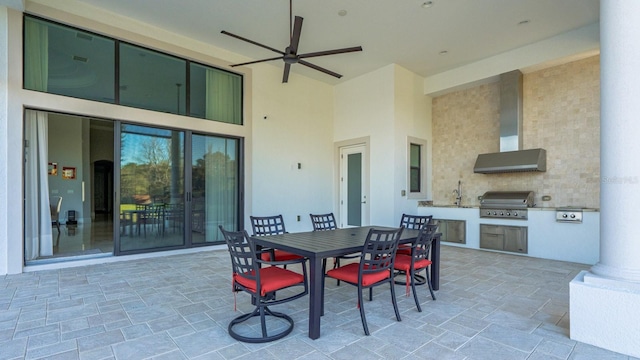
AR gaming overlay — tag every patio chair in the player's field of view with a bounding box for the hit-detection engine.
[393,224,438,311]
[250,215,304,265]
[219,225,308,343]
[310,212,359,286]
[324,227,404,335]
[397,213,432,256]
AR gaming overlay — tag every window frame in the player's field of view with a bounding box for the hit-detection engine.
[22,14,244,125]
[407,136,428,199]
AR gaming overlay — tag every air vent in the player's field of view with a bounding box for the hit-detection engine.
[72,55,88,63]
[76,33,93,41]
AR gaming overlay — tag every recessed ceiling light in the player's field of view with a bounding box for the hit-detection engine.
[439,50,448,55]
[338,9,347,16]
[518,20,530,26]
[422,1,434,8]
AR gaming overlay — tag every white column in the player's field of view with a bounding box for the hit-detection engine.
[570,1,640,357]
[592,0,640,282]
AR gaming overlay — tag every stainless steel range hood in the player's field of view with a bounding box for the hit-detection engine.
[473,70,546,174]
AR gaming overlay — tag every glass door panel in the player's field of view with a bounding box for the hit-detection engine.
[191,134,239,244]
[119,124,184,252]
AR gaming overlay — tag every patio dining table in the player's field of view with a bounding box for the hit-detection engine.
[250,226,441,340]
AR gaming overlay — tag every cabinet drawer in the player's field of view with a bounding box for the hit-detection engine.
[431,219,466,244]
[480,232,504,250]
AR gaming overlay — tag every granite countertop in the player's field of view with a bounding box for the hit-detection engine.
[418,201,599,212]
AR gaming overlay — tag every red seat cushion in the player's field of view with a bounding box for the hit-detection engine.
[396,246,412,256]
[260,249,303,262]
[393,254,432,272]
[234,266,305,296]
[326,263,390,286]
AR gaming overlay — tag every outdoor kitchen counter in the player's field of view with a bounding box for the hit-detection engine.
[416,205,599,265]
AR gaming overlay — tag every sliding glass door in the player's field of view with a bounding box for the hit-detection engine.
[116,124,241,254]
[191,134,239,244]
[25,112,242,262]
[118,124,185,252]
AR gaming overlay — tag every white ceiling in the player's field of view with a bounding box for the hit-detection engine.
[39,0,601,85]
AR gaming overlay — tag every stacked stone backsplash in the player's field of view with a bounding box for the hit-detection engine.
[431,56,600,209]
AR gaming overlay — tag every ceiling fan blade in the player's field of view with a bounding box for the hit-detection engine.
[229,56,283,67]
[282,63,292,83]
[289,16,303,54]
[298,60,342,79]
[221,30,285,55]
[298,46,363,59]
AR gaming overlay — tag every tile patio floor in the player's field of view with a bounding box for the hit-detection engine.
[1,246,637,360]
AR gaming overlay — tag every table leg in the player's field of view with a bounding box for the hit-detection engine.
[308,255,323,339]
[431,235,440,291]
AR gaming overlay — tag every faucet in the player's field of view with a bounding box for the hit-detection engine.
[452,180,462,207]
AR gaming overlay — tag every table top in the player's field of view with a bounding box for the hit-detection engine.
[250,226,420,258]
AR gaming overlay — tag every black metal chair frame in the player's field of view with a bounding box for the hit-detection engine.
[400,213,432,230]
[324,227,404,335]
[220,226,309,343]
[394,224,438,312]
[396,214,433,285]
[310,213,360,286]
[250,215,303,268]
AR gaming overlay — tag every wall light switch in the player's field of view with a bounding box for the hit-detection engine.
[297,163,301,169]
[401,190,406,196]
[297,215,301,221]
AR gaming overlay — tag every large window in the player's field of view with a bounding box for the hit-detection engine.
[23,15,243,124]
[24,16,115,101]
[119,44,187,115]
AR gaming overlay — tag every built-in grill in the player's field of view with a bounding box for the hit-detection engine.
[479,191,534,220]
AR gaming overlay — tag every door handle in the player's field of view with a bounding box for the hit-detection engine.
[361,201,366,204]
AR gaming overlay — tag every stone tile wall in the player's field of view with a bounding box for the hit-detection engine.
[431,56,600,209]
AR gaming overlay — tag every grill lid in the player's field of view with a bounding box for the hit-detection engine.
[480,191,535,208]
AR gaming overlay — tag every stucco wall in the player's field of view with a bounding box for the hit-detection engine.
[431,56,600,209]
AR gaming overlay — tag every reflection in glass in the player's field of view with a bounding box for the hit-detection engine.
[119,124,184,252]
[119,44,186,115]
[192,134,239,243]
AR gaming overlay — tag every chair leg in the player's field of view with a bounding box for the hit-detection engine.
[425,271,436,300]
[410,269,422,312]
[334,258,341,286]
[389,280,402,322]
[357,287,370,336]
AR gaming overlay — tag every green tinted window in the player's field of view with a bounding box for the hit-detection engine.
[24,16,115,102]
[119,44,186,115]
[190,63,242,124]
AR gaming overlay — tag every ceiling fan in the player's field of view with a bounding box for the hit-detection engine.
[221,0,363,83]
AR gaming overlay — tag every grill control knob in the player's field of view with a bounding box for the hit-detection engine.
[570,214,576,218]
[563,214,568,218]
[500,212,504,216]
[493,211,497,215]
[486,211,491,215]
[506,212,511,216]
[514,212,518,217]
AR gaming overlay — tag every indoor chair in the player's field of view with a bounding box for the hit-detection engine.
[50,196,62,233]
